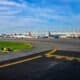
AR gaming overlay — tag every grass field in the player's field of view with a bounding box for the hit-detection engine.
[0,40,33,53]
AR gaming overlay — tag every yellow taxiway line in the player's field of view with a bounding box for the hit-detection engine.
[45,49,80,62]
[45,49,57,57]
[48,55,80,62]
[0,55,42,68]
[0,49,79,69]
[0,49,55,69]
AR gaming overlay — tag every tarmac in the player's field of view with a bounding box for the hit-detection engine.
[0,52,80,80]
[0,38,80,80]
[0,38,80,62]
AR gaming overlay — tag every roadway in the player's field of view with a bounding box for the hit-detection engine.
[0,38,80,80]
[0,38,80,62]
[0,51,80,80]
[26,38,80,51]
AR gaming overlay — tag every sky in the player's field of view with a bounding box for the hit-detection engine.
[0,0,80,33]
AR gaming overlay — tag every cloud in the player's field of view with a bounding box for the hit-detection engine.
[0,0,80,32]
[0,0,26,16]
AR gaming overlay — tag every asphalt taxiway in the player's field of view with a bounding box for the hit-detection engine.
[0,38,80,62]
[0,51,80,80]
[0,39,80,80]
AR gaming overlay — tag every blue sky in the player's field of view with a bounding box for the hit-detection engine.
[0,0,80,33]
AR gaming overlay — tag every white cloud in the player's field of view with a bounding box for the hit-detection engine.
[0,0,26,16]
[0,0,80,32]
[0,1,21,7]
